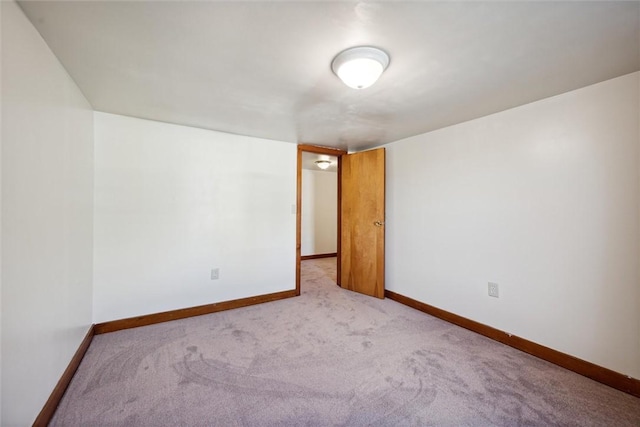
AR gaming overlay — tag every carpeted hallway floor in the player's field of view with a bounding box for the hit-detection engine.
[51,258,640,426]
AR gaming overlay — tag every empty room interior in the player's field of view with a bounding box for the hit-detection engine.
[2,1,640,425]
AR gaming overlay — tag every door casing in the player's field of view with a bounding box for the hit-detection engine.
[296,144,347,295]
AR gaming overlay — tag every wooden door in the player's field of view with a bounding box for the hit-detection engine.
[340,148,385,298]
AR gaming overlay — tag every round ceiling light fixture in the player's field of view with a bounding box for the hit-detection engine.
[331,46,390,90]
[314,160,332,170]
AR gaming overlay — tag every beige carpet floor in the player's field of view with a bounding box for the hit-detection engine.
[51,258,640,426]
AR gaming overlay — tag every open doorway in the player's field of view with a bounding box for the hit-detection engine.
[300,151,338,293]
[296,144,346,295]
[301,151,338,260]
[296,144,386,299]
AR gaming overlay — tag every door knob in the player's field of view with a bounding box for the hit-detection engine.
[374,220,385,227]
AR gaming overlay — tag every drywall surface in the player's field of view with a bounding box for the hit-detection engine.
[386,72,640,378]
[301,169,337,256]
[1,1,94,425]
[0,3,3,422]
[93,113,296,323]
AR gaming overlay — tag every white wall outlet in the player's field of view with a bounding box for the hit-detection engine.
[488,282,499,298]
[211,268,219,280]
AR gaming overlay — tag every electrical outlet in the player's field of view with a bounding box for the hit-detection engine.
[211,268,219,280]
[488,282,499,298]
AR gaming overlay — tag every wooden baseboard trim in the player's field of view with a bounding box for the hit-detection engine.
[33,324,95,427]
[34,290,298,424]
[385,290,640,398]
[94,289,298,334]
[301,253,337,260]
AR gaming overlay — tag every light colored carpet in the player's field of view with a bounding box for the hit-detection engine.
[51,258,640,426]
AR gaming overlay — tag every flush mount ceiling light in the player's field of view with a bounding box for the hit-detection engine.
[315,160,332,170]
[331,46,390,89]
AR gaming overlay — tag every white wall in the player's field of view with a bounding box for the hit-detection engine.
[386,72,640,378]
[301,169,337,256]
[0,3,4,422]
[93,113,296,323]
[1,2,94,425]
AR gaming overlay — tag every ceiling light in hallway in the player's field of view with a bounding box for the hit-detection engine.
[315,160,332,170]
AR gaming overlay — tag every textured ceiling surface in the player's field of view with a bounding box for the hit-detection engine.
[18,1,640,151]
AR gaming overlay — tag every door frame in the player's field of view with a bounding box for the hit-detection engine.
[296,144,347,295]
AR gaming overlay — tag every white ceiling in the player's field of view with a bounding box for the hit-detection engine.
[18,1,640,151]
